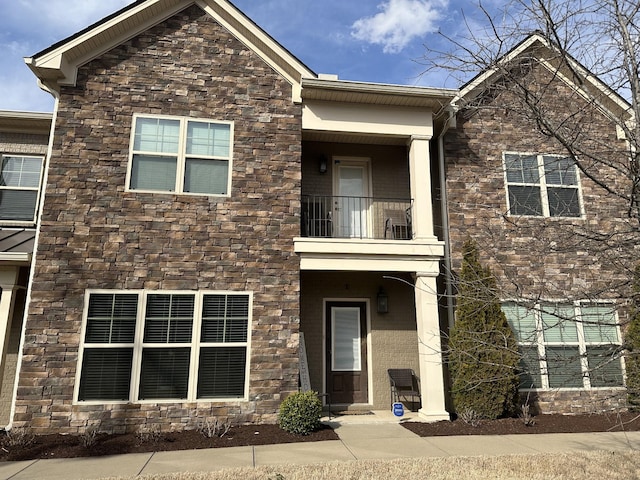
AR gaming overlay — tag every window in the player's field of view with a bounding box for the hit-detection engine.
[77,291,251,402]
[503,302,623,390]
[504,153,582,217]
[0,155,44,222]
[128,115,232,195]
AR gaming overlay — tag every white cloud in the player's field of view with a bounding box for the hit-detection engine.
[351,0,448,53]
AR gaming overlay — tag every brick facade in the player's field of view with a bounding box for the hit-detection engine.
[15,5,302,434]
[444,64,634,413]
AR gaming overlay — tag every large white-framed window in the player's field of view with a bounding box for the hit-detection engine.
[126,114,233,196]
[76,290,251,403]
[503,302,624,390]
[0,155,44,223]
[503,153,582,218]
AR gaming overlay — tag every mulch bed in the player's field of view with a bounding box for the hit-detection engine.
[0,424,338,462]
[403,412,640,436]
[4,412,640,462]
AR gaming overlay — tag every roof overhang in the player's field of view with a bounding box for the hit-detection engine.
[302,78,457,110]
[0,110,52,134]
[25,0,316,102]
[0,253,32,266]
[301,78,458,144]
[457,33,633,123]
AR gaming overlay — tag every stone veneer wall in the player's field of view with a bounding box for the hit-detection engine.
[522,390,627,415]
[15,5,301,434]
[444,64,634,414]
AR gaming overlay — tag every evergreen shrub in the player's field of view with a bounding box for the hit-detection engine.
[449,239,520,419]
[278,391,322,435]
[625,265,640,409]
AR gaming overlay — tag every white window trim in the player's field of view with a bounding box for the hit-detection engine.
[504,300,624,391]
[0,154,45,225]
[74,289,252,405]
[503,152,585,219]
[125,114,234,197]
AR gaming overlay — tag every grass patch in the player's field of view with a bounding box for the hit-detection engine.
[104,450,640,480]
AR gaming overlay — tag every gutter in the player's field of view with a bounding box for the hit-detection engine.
[437,106,457,330]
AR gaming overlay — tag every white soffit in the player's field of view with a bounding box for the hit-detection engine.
[24,0,315,102]
[457,33,632,121]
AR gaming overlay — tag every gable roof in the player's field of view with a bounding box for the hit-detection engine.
[457,32,633,124]
[24,0,316,102]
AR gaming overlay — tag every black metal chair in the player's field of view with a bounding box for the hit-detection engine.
[388,368,421,411]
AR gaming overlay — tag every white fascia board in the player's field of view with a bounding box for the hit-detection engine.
[457,34,543,103]
[294,237,445,257]
[26,0,313,103]
[298,254,442,274]
[197,0,313,102]
[457,33,631,119]
[0,253,31,265]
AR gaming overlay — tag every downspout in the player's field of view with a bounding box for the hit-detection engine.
[7,79,60,431]
[437,105,457,330]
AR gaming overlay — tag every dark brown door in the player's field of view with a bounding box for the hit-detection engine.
[326,301,368,404]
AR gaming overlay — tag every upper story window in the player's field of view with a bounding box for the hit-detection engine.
[0,155,44,223]
[504,153,582,218]
[503,302,623,390]
[127,115,233,196]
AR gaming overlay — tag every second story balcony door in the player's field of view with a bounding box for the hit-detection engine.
[334,158,371,238]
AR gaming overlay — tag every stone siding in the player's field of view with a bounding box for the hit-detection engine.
[444,64,633,413]
[16,5,301,434]
[522,390,627,415]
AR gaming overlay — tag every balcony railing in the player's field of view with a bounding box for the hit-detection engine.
[301,195,413,240]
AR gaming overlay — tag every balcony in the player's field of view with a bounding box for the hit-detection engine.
[301,195,412,240]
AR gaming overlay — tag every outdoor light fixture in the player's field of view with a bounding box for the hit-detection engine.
[377,287,388,314]
[319,155,328,174]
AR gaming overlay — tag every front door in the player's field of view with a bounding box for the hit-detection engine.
[326,301,368,404]
[333,159,370,238]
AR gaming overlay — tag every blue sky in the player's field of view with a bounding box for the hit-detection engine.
[0,0,500,112]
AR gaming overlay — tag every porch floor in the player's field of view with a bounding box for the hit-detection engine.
[322,409,424,425]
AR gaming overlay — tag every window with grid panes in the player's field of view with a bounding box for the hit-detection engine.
[504,153,581,217]
[128,115,232,195]
[0,155,44,222]
[503,302,623,390]
[77,291,250,402]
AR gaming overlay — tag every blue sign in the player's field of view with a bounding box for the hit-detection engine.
[392,402,404,417]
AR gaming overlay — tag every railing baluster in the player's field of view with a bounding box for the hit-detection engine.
[301,195,413,240]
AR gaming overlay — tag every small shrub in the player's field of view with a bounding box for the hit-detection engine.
[458,408,482,427]
[278,391,321,435]
[3,426,35,448]
[135,425,163,445]
[79,424,99,448]
[197,417,232,438]
[519,403,536,426]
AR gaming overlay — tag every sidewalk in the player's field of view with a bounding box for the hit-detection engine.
[2,412,640,480]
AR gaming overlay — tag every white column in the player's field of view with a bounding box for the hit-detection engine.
[414,272,449,421]
[408,135,436,240]
[0,268,20,384]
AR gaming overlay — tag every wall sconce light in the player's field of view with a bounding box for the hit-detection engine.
[319,155,328,174]
[377,287,388,314]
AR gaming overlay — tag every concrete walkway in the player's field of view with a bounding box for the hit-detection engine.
[2,412,640,480]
